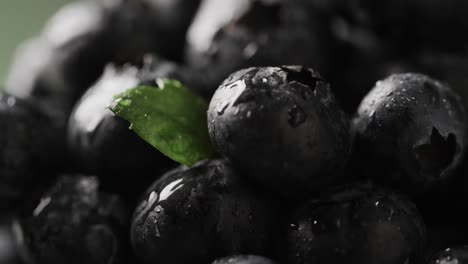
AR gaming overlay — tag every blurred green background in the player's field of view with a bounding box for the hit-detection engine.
[0,0,69,84]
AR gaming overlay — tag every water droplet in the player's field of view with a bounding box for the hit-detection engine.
[33,197,52,216]
[246,111,252,118]
[289,224,299,231]
[288,105,307,128]
[262,78,268,83]
[155,205,162,213]
[375,201,380,207]
[120,99,132,106]
[217,103,229,116]
[313,220,318,225]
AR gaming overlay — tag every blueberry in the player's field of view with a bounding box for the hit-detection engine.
[186,0,336,96]
[5,0,201,113]
[207,66,351,198]
[5,1,115,112]
[354,73,467,194]
[131,159,278,264]
[430,246,468,264]
[285,184,426,264]
[212,255,277,264]
[0,92,65,211]
[413,52,468,110]
[67,60,176,203]
[16,175,130,264]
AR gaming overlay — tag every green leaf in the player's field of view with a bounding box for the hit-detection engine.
[109,79,216,167]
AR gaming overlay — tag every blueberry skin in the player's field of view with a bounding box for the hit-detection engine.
[5,0,201,113]
[208,66,351,198]
[430,247,468,264]
[414,52,468,110]
[16,175,130,264]
[5,1,116,112]
[0,93,65,211]
[186,0,336,97]
[212,255,277,264]
[354,73,467,194]
[285,184,426,264]
[67,62,175,202]
[131,159,278,264]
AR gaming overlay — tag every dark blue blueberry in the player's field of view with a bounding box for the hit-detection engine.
[16,175,130,264]
[354,73,467,194]
[208,66,351,198]
[285,184,426,264]
[131,159,278,264]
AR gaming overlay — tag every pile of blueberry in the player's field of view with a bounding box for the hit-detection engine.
[2,0,468,264]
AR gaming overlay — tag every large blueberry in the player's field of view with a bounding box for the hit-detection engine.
[67,60,176,202]
[208,66,351,198]
[285,184,426,264]
[354,73,467,194]
[131,160,278,264]
[16,175,130,264]
[0,92,65,211]
[186,0,336,96]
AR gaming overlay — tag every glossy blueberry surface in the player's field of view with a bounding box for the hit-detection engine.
[131,159,278,264]
[5,0,201,113]
[186,0,336,97]
[17,175,130,264]
[354,73,467,194]
[285,184,426,264]
[430,247,468,264]
[208,66,351,198]
[67,61,175,202]
[212,255,277,264]
[0,92,65,211]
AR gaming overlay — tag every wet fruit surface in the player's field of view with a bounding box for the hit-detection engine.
[0,92,65,211]
[67,60,176,203]
[285,184,426,264]
[212,255,277,264]
[354,73,467,194]
[131,159,278,264]
[17,175,130,264]
[5,0,201,114]
[186,0,336,97]
[208,66,351,198]
[430,246,468,264]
